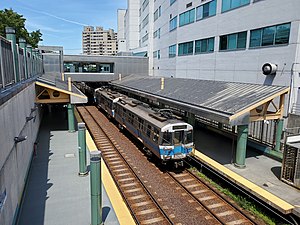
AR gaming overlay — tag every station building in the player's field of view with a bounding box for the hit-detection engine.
[118,0,300,115]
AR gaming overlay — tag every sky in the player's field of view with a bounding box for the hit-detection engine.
[0,0,127,54]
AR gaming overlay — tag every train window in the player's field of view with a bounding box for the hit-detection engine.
[162,132,172,145]
[184,130,193,144]
[128,113,134,124]
[174,130,184,145]
[153,127,159,143]
[138,117,144,130]
[146,125,152,137]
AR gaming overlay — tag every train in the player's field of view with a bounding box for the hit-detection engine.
[94,87,194,167]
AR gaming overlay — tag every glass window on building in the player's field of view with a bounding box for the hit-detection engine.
[196,0,216,21]
[250,23,291,48]
[195,37,214,54]
[178,41,194,56]
[179,8,195,27]
[169,44,176,58]
[170,0,176,6]
[169,16,177,31]
[222,0,250,12]
[219,31,247,50]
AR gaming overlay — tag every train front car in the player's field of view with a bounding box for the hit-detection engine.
[159,122,193,167]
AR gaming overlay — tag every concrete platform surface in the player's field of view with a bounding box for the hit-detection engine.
[194,127,300,217]
[16,108,119,225]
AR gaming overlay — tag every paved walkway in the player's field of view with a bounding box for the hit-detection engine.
[194,127,300,217]
[17,107,119,225]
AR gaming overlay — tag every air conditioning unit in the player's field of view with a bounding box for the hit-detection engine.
[281,135,300,189]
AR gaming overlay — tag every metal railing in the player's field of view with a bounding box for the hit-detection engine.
[0,35,43,89]
[196,115,278,149]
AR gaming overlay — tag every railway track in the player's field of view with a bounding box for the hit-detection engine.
[168,170,256,224]
[77,106,171,225]
[77,106,258,225]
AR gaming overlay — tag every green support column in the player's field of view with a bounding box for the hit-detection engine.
[90,151,102,225]
[234,125,248,168]
[275,119,284,152]
[78,122,88,176]
[187,112,196,127]
[19,38,28,79]
[5,27,19,82]
[67,103,75,132]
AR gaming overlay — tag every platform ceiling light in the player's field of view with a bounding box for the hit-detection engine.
[26,116,35,122]
[14,135,27,143]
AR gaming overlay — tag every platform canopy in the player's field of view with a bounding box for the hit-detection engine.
[111,75,289,126]
[35,73,87,104]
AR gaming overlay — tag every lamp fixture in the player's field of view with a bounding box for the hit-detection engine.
[14,136,27,143]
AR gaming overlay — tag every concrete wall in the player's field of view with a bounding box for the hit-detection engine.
[0,83,42,225]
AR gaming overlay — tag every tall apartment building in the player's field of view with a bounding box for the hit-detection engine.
[82,26,118,56]
[119,0,300,114]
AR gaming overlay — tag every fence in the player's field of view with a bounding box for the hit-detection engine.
[196,115,279,150]
[0,35,43,89]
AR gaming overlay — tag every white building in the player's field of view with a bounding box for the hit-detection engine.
[82,26,118,56]
[119,0,300,114]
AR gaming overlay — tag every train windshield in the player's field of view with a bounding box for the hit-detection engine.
[174,130,184,145]
[161,132,172,146]
[184,130,193,144]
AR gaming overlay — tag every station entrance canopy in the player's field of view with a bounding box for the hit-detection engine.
[111,75,289,126]
[35,73,87,104]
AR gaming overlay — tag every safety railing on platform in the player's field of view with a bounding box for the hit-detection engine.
[0,35,43,90]
[196,115,278,150]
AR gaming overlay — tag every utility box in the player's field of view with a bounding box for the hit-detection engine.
[281,135,300,189]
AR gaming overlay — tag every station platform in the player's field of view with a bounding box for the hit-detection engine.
[193,127,300,218]
[16,107,133,225]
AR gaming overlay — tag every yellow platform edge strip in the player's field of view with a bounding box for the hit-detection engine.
[193,150,294,213]
[86,131,136,225]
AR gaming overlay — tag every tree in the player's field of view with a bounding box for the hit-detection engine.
[0,8,42,48]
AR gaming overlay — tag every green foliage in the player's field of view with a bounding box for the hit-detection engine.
[0,8,42,48]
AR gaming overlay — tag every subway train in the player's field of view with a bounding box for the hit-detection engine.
[94,88,194,167]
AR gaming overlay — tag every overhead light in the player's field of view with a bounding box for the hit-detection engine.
[26,116,35,122]
[14,136,27,143]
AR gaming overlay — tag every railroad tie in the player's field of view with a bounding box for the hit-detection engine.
[111,164,125,168]
[121,182,138,187]
[124,188,142,193]
[178,178,194,183]
[197,196,216,201]
[216,210,235,217]
[131,201,153,207]
[109,161,123,164]
[226,219,248,225]
[128,194,147,200]
[173,173,189,178]
[113,168,128,172]
[115,172,131,177]
[140,217,164,225]
[207,203,225,209]
[185,183,201,189]
[118,177,135,182]
[192,189,209,194]
[136,208,158,216]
